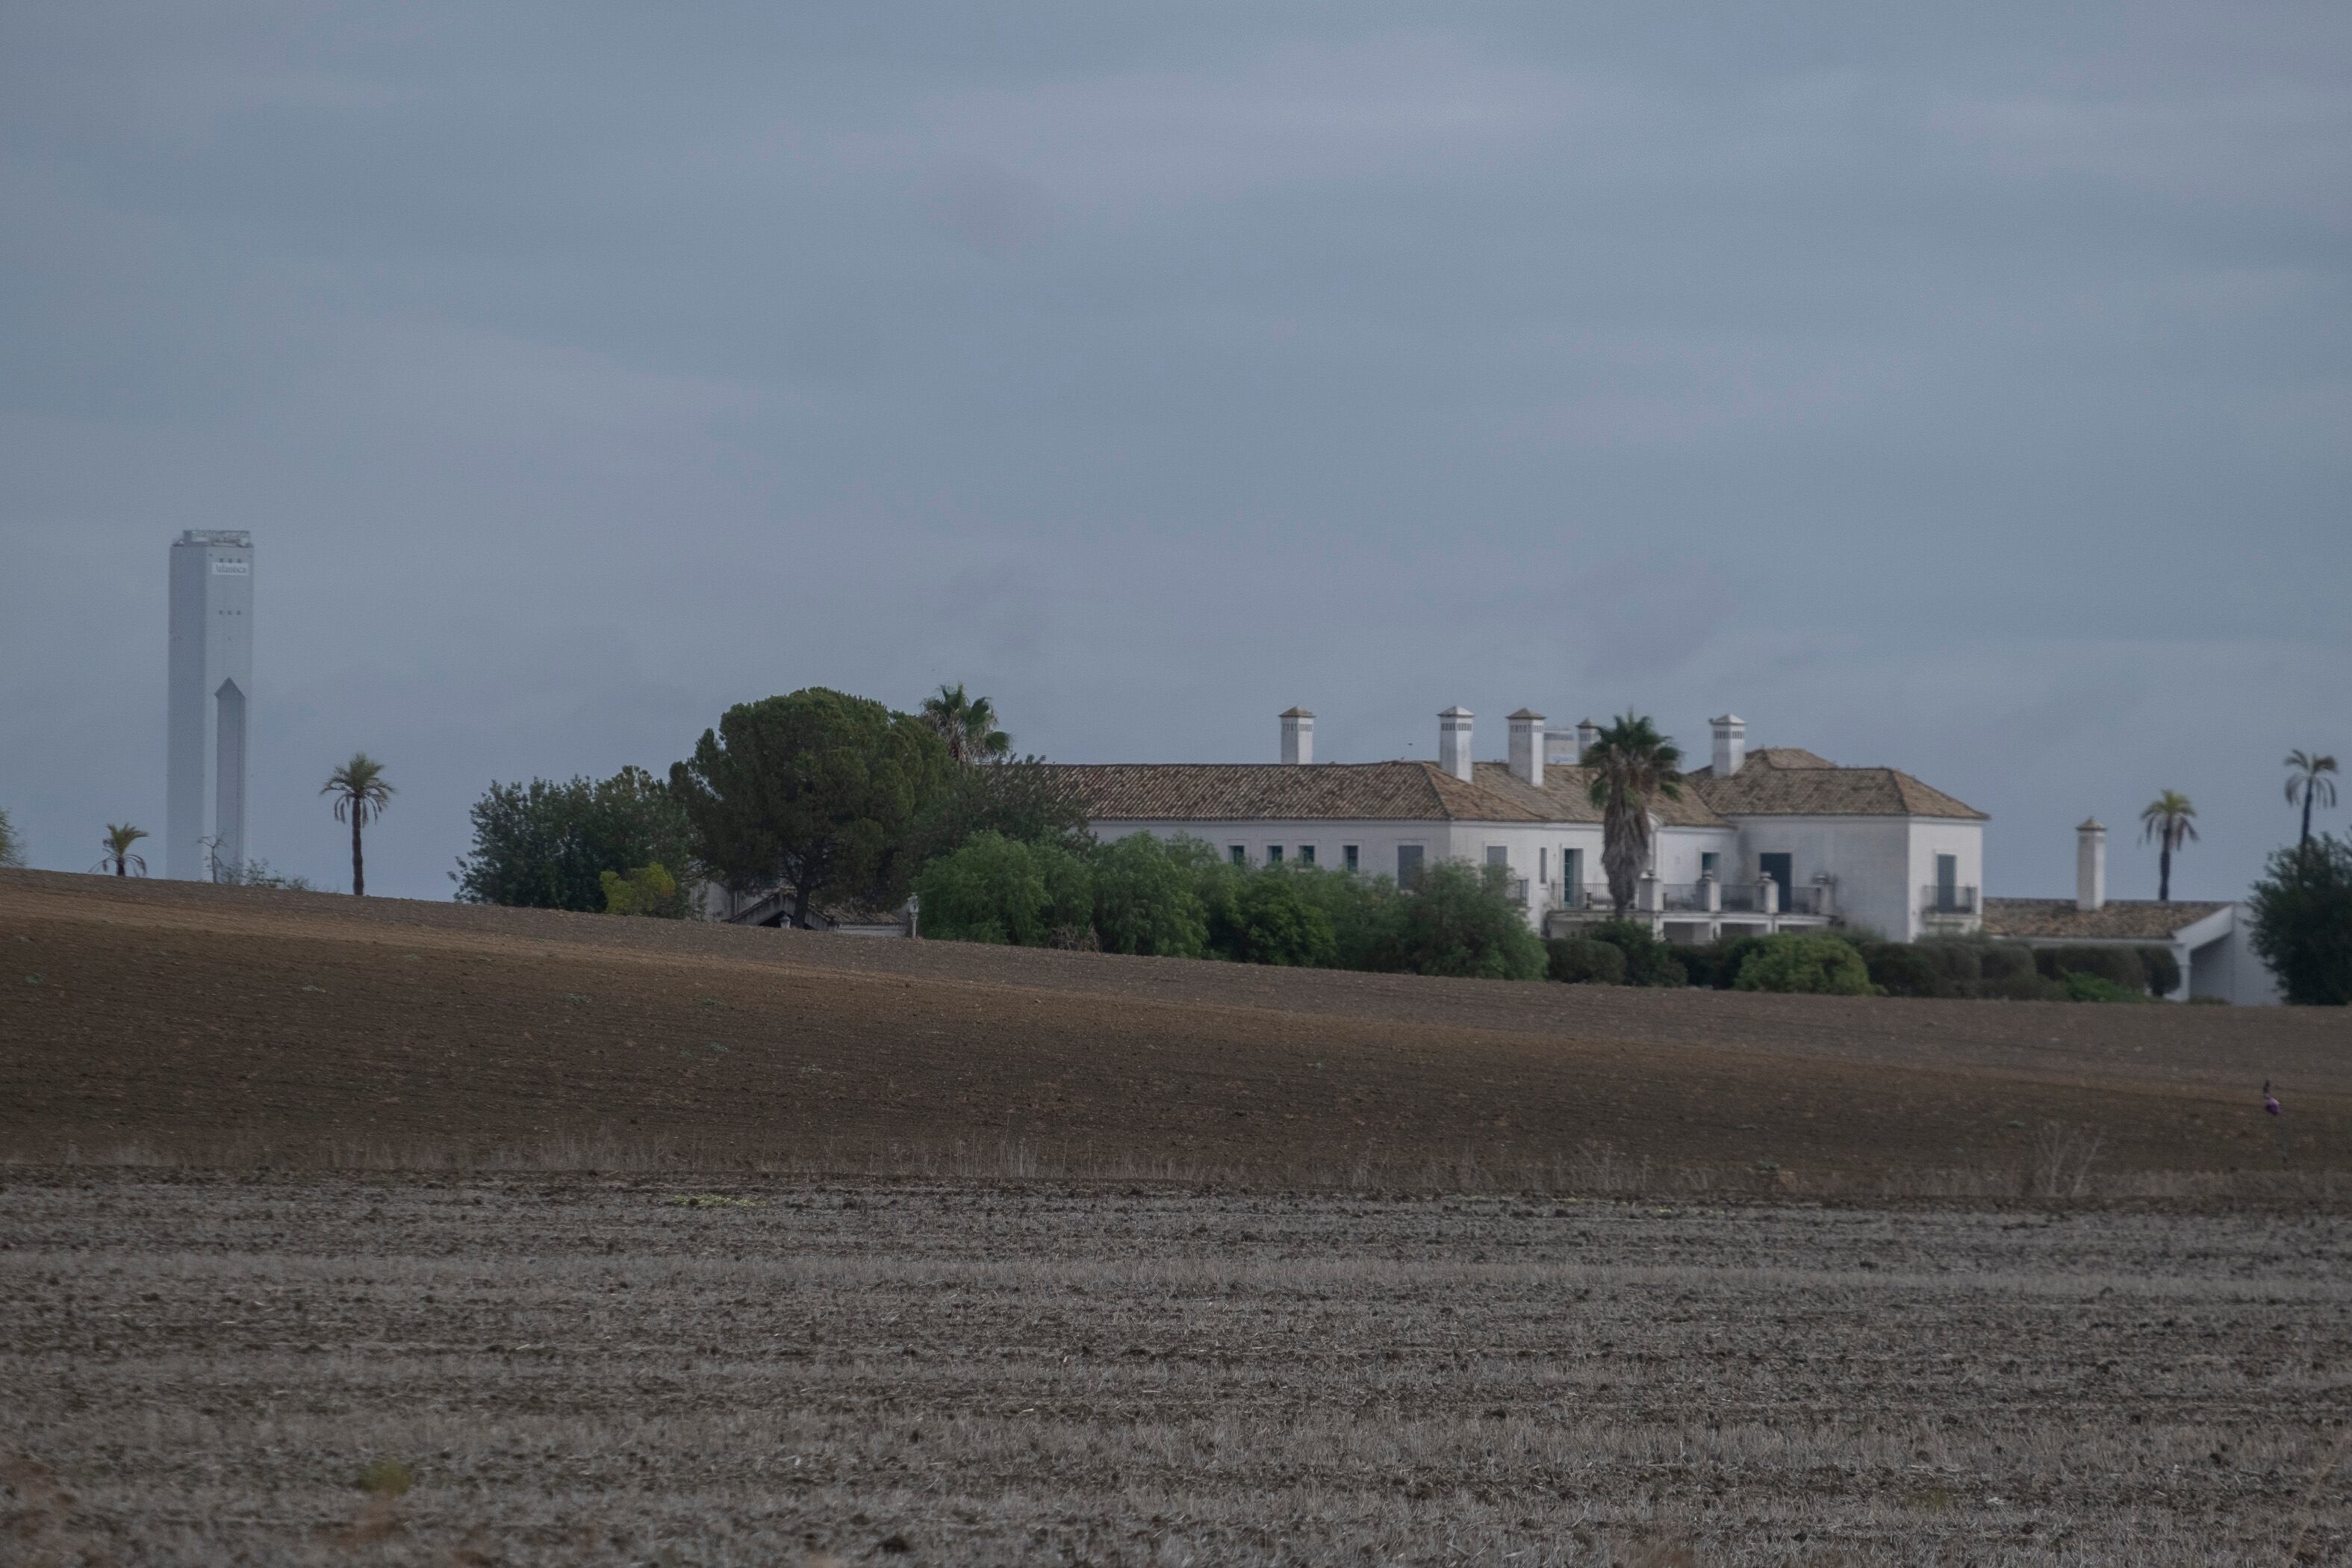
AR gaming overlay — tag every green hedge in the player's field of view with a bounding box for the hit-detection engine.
[1547,936,1628,985]
[1731,933,1873,995]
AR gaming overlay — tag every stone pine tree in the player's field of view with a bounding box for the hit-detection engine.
[1583,713,1683,918]
[670,688,953,930]
[322,753,393,896]
[2138,790,2197,902]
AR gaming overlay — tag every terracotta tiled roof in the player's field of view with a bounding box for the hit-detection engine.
[1686,748,1986,820]
[1466,762,1729,828]
[1050,760,1729,827]
[1980,898,2230,941]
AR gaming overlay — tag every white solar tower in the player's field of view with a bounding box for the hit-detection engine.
[166,530,255,880]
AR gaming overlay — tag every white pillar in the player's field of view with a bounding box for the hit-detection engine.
[1507,709,1545,788]
[1710,713,1746,777]
[1439,707,1474,782]
[2076,818,2106,912]
[1280,707,1313,765]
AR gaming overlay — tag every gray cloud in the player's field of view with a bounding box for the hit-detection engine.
[1,1,2347,903]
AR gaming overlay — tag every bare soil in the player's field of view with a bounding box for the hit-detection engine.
[2,1171,2346,1565]
[3,870,2347,1200]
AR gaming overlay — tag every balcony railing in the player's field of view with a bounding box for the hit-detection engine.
[1660,882,1708,911]
[1780,884,1825,916]
[1921,885,1979,915]
[1569,882,1620,911]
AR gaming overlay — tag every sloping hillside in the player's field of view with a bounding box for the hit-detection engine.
[2,870,2342,1196]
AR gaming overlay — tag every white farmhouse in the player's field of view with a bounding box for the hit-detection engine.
[1979,819,2279,1004]
[1054,707,1989,945]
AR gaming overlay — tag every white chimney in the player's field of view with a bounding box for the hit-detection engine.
[1507,709,1545,788]
[2076,818,2106,912]
[1280,706,1313,765]
[1438,706,1475,782]
[1575,718,1601,763]
[1711,714,1746,777]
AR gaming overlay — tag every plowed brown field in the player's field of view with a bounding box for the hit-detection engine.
[3,869,2346,1198]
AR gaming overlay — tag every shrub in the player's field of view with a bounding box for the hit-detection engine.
[600,862,688,918]
[1861,942,1945,999]
[1547,936,1627,985]
[1914,939,1986,994]
[1087,833,1208,958]
[2034,945,2146,993]
[1982,969,2066,1002]
[1587,920,1687,988]
[1672,944,1720,988]
[2059,970,2149,1004]
[1977,944,2038,987]
[2135,945,2182,999]
[1732,934,1872,995]
[2249,835,2352,1006]
[1385,862,1546,980]
[914,832,1092,946]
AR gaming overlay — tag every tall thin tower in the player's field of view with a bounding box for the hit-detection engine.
[167,530,255,880]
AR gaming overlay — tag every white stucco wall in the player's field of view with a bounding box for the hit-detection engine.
[1717,815,1984,940]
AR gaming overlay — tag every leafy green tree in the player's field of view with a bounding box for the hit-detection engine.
[2139,789,2197,902]
[906,755,1089,868]
[453,767,694,911]
[920,682,1012,763]
[98,823,149,877]
[600,862,688,918]
[1385,861,1546,980]
[0,806,24,869]
[1732,933,1872,995]
[2249,833,2352,1005]
[2285,750,2339,853]
[671,688,953,930]
[1584,713,1683,916]
[915,831,1092,945]
[1087,833,1209,957]
[1286,864,1406,971]
[322,753,393,897]
[1210,868,1338,968]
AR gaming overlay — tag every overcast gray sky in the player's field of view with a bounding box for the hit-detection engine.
[3,3,2346,901]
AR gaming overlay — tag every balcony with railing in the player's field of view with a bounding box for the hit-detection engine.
[1659,881,1708,912]
[1779,883,1826,916]
[1921,884,1979,916]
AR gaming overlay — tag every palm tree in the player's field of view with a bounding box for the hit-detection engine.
[322,753,394,896]
[2139,789,2197,902]
[1584,712,1683,917]
[919,683,1012,764]
[2285,750,2339,853]
[98,823,149,877]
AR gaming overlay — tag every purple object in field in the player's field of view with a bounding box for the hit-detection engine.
[2263,1079,2282,1117]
